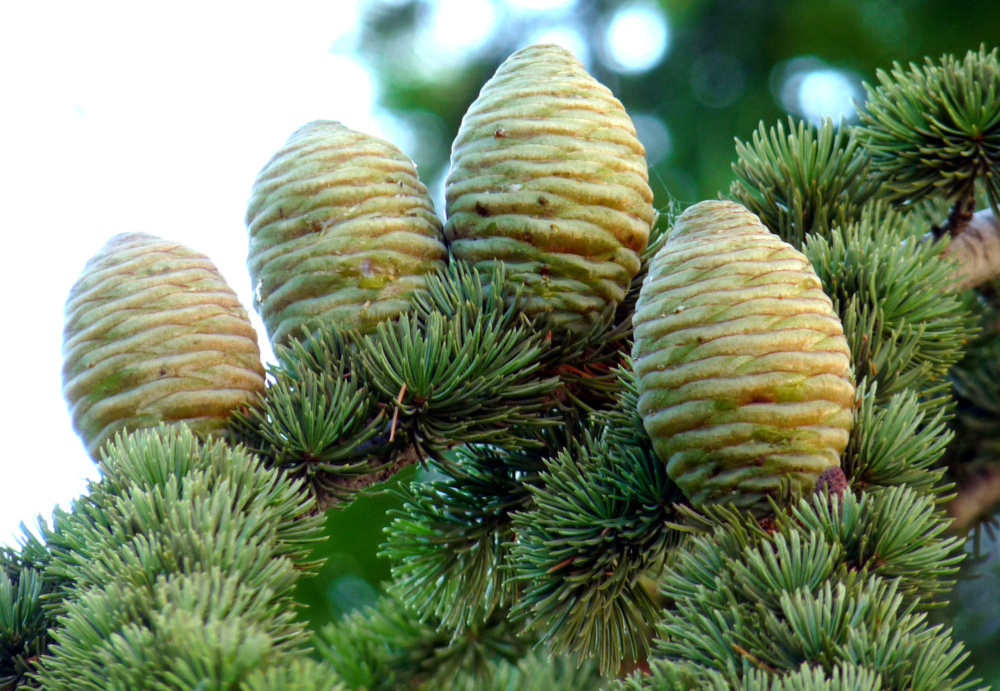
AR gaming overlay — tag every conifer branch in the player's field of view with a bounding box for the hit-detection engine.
[803,201,979,403]
[355,308,558,460]
[380,440,549,631]
[933,190,977,240]
[232,262,564,510]
[730,117,876,249]
[317,594,607,691]
[16,38,1000,691]
[510,429,686,673]
[242,660,348,691]
[860,46,1000,215]
[843,381,952,498]
[0,544,55,690]
[32,426,330,690]
[315,594,535,691]
[644,490,976,690]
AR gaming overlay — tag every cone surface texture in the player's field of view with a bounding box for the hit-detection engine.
[632,200,854,510]
[62,233,266,459]
[445,44,655,331]
[246,120,447,346]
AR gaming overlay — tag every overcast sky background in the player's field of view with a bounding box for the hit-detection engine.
[0,0,864,546]
[0,1,390,545]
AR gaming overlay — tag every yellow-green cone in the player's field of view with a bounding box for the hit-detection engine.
[62,233,266,460]
[246,120,448,347]
[632,200,855,510]
[445,44,655,332]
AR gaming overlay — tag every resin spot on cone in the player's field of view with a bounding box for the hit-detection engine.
[62,233,267,459]
[632,200,855,510]
[445,44,655,332]
[246,120,448,347]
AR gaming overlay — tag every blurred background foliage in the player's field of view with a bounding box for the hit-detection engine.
[295,0,1000,684]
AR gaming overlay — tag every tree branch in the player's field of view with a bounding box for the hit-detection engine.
[939,207,1000,292]
[947,464,1000,532]
[313,444,424,513]
[932,192,976,239]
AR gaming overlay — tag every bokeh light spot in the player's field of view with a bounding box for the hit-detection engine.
[427,0,498,55]
[775,57,862,125]
[507,0,576,11]
[797,69,860,124]
[602,2,670,74]
[631,112,671,167]
[690,53,745,109]
[526,26,589,66]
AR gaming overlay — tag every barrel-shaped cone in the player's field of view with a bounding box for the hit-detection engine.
[445,44,655,332]
[246,120,448,347]
[62,233,267,459]
[632,200,855,510]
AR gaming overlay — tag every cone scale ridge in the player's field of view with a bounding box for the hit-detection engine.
[246,120,448,347]
[632,200,855,510]
[445,44,655,332]
[62,233,267,459]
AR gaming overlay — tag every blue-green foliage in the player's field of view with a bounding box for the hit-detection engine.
[32,425,332,691]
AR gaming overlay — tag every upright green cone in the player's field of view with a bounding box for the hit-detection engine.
[62,233,267,459]
[246,120,448,347]
[445,44,655,333]
[632,200,855,510]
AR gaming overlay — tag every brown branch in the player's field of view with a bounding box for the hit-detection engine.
[939,207,1000,292]
[732,644,778,675]
[947,464,1000,532]
[390,383,407,442]
[313,443,423,513]
[932,192,976,239]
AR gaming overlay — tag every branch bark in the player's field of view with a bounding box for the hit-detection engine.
[940,207,1000,292]
[313,444,424,513]
[932,192,976,239]
[948,464,1000,532]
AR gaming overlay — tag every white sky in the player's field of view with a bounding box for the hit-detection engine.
[0,0,392,546]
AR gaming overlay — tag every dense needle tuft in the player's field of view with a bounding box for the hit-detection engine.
[730,117,876,249]
[861,45,1000,213]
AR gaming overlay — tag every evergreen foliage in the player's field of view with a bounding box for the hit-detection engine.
[509,427,684,671]
[861,46,1000,217]
[316,593,550,690]
[353,308,551,458]
[843,382,952,497]
[32,426,330,691]
[620,489,976,690]
[231,333,389,505]
[232,262,562,510]
[730,118,876,249]
[316,591,606,691]
[0,535,59,690]
[802,202,979,403]
[381,441,542,632]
